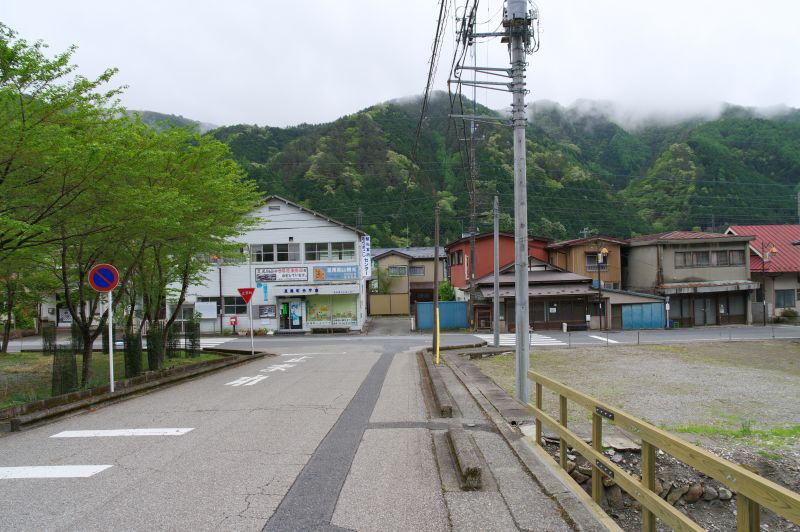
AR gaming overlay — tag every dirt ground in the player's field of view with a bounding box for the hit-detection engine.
[474,340,800,531]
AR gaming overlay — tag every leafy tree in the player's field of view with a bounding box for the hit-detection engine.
[0,24,122,258]
[438,280,455,301]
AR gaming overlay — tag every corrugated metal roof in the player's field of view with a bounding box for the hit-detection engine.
[371,247,446,259]
[727,225,800,273]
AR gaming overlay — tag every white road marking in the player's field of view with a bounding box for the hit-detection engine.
[51,428,194,438]
[0,465,112,479]
[475,333,566,346]
[261,363,295,372]
[225,375,269,387]
[588,335,619,343]
[280,353,326,357]
[283,356,311,363]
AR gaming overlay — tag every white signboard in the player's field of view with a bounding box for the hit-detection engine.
[360,235,371,277]
[195,301,218,318]
[255,267,308,282]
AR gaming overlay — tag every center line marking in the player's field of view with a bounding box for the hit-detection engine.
[0,465,112,479]
[51,428,194,438]
[588,335,619,343]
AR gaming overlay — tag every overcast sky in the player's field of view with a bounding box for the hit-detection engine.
[3,1,799,128]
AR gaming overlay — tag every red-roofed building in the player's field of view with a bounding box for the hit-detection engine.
[624,231,757,327]
[725,225,800,323]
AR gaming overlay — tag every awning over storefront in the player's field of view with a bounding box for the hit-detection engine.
[479,284,595,299]
[657,280,759,295]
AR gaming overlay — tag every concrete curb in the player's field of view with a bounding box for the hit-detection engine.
[447,426,483,490]
[418,350,453,417]
[3,350,270,432]
[442,351,620,532]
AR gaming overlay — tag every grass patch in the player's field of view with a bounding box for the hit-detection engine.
[666,423,800,449]
[0,350,224,409]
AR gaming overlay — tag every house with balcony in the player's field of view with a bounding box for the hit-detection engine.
[725,225,800,323]
[548,236,665,329]
[369,247,447,315]
[624,231,756,327]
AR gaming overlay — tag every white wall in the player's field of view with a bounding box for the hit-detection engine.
[178,198,368,333]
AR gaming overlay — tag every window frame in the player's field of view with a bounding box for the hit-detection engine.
[409,265,425,276]
[276,243,300,262]
[775,289,796,309]
[223,296,247,315]
[388,265,407,277]
[330,242,355,261]
[305,242,330,262]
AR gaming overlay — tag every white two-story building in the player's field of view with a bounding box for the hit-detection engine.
[178,195,370,334]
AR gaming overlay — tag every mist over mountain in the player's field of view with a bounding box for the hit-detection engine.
[170,93,798,247]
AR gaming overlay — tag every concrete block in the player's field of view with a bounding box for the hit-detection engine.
[447,427,483,490]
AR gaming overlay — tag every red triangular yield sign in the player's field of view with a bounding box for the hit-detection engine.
[238,287,255,303]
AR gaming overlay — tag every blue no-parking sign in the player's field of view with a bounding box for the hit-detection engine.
[88,264,119,292]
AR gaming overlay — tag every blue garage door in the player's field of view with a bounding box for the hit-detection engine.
[621,303,664,329]
[416,301,469,330]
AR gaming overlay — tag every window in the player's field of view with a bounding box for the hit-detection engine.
[388,266,407,276]
[305,243,330,261]
[729,250,745,266]
[409,266,425,276]
[776,289,796,308]
[675,252,688,268]
[252,244,274,262]
[268,205,281,211]
[585,254,607,272]
[223,296,247,315]
[331,242,355,261]
[693,251,710,267]
[713,251,729,266]
[276,243,300,262]
[452,250,463,265]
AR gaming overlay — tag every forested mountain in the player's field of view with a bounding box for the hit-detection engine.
[129,110,217,133]
[206,93,800,247]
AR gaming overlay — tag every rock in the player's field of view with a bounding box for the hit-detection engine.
[577,463,593,476]
[565,460,577,474]
[611,453,624,464]
[703,486,718,501]
[606,485,625,509]
[603,435,641,452]
[667,485,690,505]
[570,469,589,484]
[683,483,704,504]
[718,487,733,501]
[567,454,576,461]
[602,475,616,488]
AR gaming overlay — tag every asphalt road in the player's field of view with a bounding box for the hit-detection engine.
[0,335,470,531]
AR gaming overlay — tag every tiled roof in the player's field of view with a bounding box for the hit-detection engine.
[445,232,551,248]
[547,235,628,249]
[371,246,446,260]
[628,231,736,242]
[727,225,800,273]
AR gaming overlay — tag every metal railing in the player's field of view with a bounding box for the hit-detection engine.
[527,370,800,531]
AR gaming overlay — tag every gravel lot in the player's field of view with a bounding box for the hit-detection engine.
[475,340,800,433]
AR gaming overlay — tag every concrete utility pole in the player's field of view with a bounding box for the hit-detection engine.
[507,0,533,403]
[433,205,440,358]
[493,195,500,347]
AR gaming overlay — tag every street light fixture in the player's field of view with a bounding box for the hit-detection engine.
[761,242,778,326]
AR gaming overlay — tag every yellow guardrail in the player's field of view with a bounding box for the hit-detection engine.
[526,369,800,532]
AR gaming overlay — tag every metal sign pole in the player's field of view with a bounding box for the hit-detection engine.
[108,291,114,393]
[248,245,255,356]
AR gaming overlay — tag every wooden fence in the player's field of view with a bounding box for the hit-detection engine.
[526,369,800,531]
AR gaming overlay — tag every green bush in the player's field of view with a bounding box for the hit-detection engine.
[781,308,798,318]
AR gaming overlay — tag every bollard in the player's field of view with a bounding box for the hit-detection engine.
[637,330,640,345]
[568,331,571,349]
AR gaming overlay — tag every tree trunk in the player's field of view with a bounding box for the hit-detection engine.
[80,329,94,385]
[1,281,15,353]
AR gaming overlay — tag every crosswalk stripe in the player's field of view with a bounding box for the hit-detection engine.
[588,335,619,344]
[0,465,112,479]
[475,334,566,346]
[51,428,194,438]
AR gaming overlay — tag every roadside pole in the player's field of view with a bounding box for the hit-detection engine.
[493,195,500,348]
[108,291,114,393]
[433,205,441,364]
[88,263,120,393]
[508,3,532,403]
[248,245,255,356]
